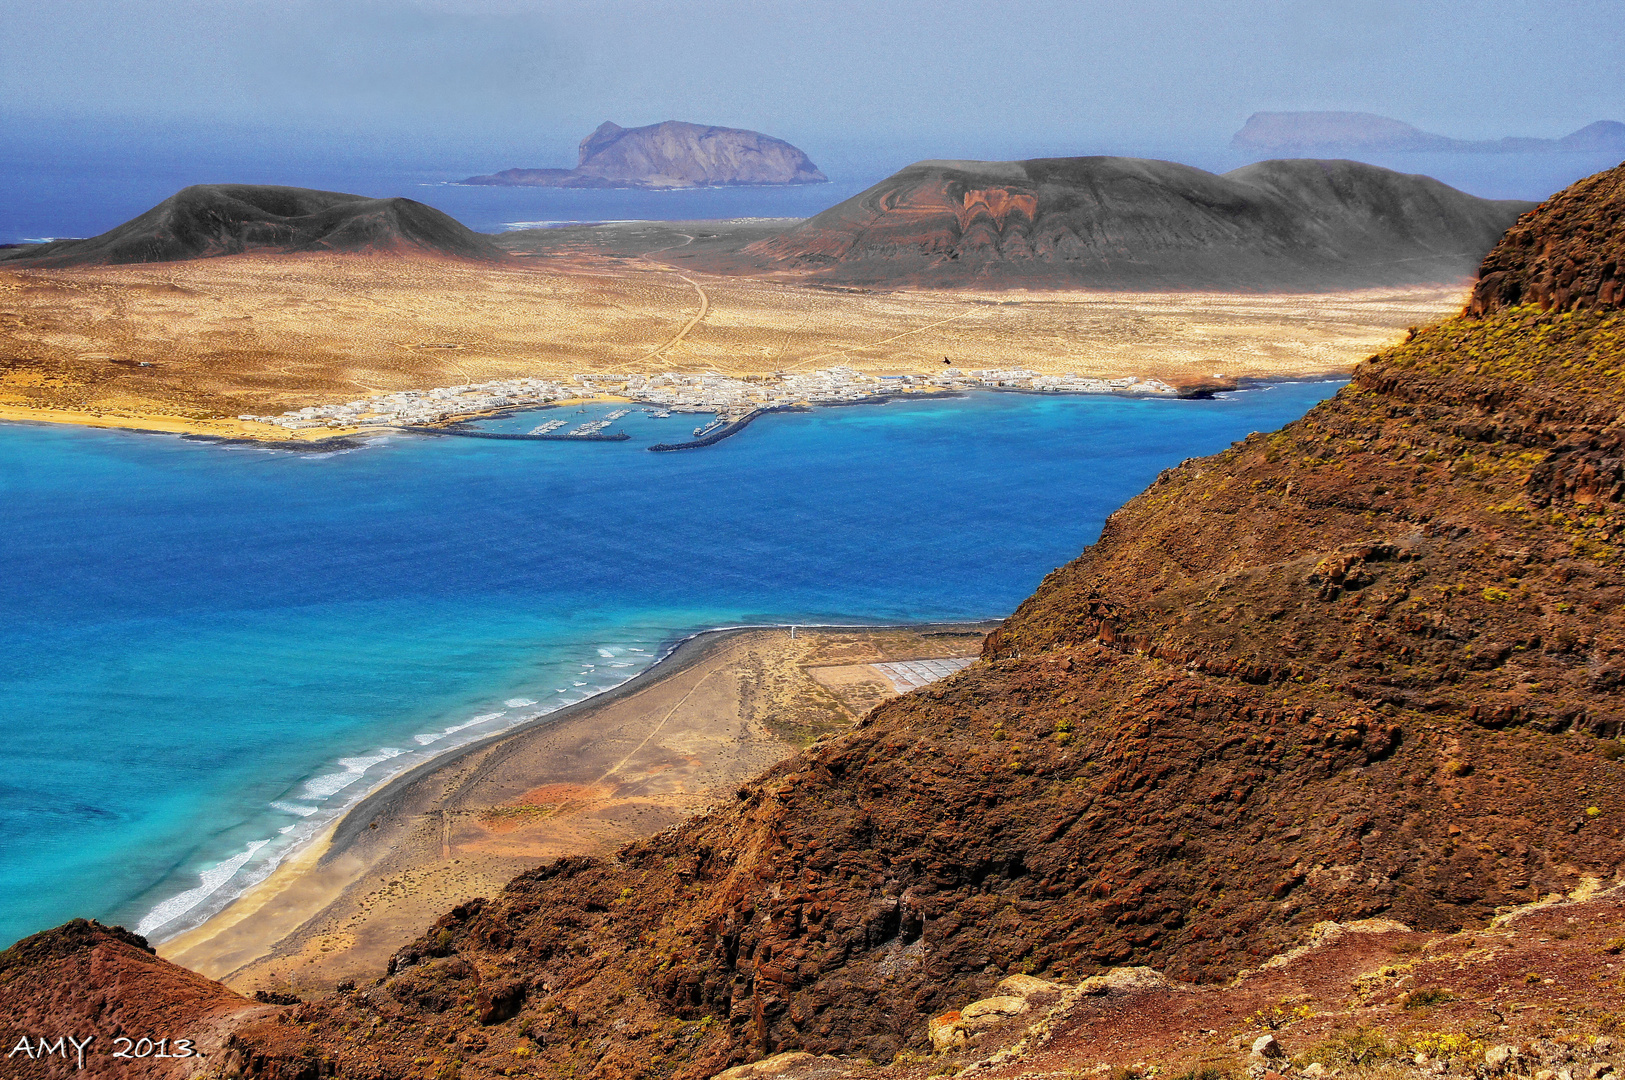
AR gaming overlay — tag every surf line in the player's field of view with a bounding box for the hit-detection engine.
[133,619,997,944]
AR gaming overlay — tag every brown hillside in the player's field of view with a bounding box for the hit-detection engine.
[0,185,506,269]
[1468,160,1625,315]
[0,920,260,1078]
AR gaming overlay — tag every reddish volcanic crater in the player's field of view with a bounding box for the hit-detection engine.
[723,156,1531,291]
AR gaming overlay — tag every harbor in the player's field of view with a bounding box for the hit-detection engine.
[400,426,630,442]
[647,404,809,452]
[233,365,1181,440]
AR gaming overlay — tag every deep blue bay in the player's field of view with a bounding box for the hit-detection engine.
[0,385,1341,947]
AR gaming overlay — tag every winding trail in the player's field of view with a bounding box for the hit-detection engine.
[638,235,711,362]
[593,644,739,785]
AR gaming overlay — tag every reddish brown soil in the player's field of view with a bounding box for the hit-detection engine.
[781,889,1625,1080]
[1468,162,1625,315]
[0,920,263,1079]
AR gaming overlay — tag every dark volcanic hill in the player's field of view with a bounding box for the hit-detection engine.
[5,166,1625,1080]
[0,185,506,269]
[461,120,827,189]
[730,156,1530,289]
[1232,111,1625,156]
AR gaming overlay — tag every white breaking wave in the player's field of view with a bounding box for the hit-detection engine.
[136,839,269,936]
[129,637,683,945]
[412,709,511,746]
[301,748,407,799]
[444,711,505,734]
[270,800,318,817]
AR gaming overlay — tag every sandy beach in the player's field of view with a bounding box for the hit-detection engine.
[159,622,994,996]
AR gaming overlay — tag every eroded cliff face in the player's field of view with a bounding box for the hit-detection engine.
[1467,160,1625,315]
[574,121,827,187]
[6,166,1625,1080]
[733,156,1530,290]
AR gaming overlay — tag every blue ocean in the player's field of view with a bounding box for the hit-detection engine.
[0,385,1343,946]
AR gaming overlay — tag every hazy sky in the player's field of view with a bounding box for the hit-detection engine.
[3,0,1621,168]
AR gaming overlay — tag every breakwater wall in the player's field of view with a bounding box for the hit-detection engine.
[398,426,629,442]
[648,405,807,452]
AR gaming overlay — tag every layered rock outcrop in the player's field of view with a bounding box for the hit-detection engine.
[461,121,826,189]
[0,185,506,269]
[730,157,1529,289]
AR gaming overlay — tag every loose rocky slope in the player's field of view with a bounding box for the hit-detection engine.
[726,157,1530,290]
[5,165,1625,1080]
[0,919,261,1078]
[0,186,506,269]
[461,120,826,189]
[1468,162,1625,315]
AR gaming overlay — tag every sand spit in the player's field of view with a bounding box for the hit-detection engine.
[160,623,993,996]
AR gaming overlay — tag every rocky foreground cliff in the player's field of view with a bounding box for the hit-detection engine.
[4,164,1625,1080]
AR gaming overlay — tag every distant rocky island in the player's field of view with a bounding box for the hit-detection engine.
[723,156,1530,290]
[0,185,506,268]
[460,120,827,189]
[1233,111,1625,155]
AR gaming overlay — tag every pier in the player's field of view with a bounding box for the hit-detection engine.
[397,426,630,442]
[647,405,806,452]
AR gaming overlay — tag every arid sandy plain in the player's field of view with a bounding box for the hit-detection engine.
[0,228,1470,441]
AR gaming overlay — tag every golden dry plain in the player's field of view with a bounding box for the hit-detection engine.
[0,235,1471,440]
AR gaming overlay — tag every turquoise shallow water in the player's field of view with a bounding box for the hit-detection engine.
[0,386,1340,946]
